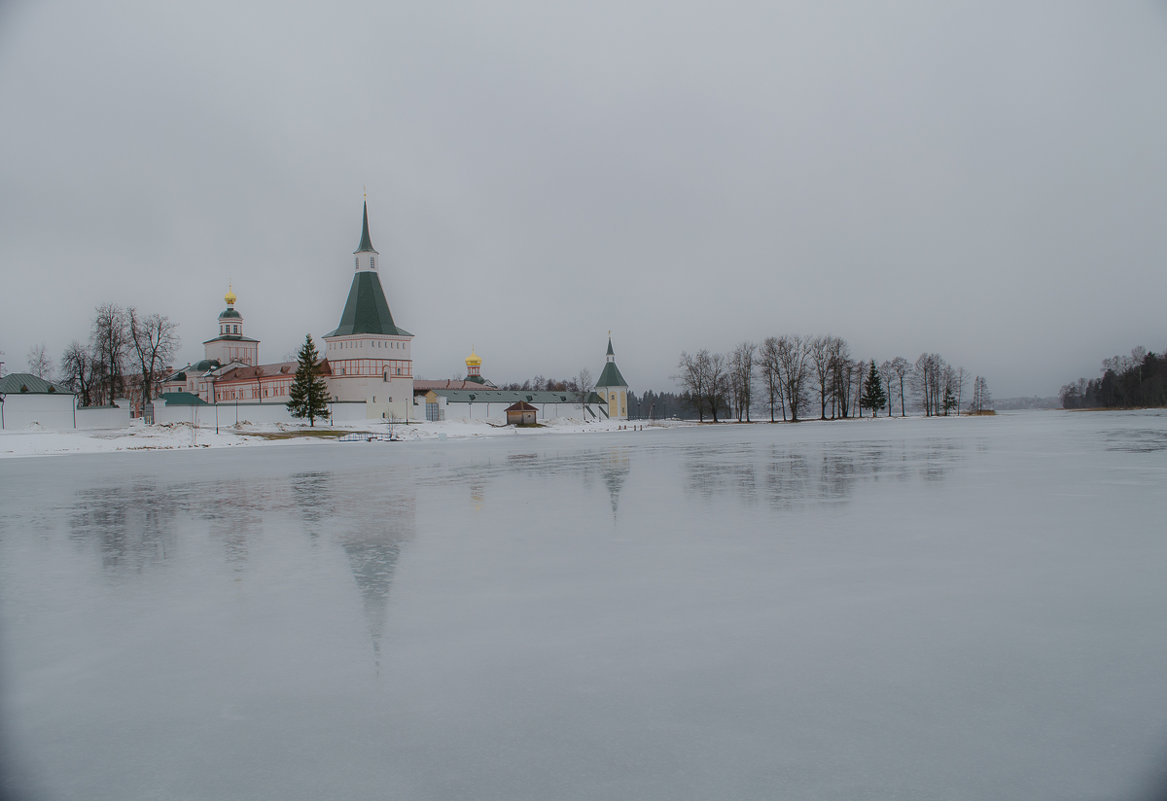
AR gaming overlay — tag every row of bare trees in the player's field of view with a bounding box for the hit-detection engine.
[54,304,179,407]
[678,336,988,421]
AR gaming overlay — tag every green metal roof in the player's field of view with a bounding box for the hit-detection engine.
[607,338,615,356]
[354,200,378,254]
[427,389,603,405]
[202,335,259,344]
[161,391,207,406]
[219,308,242,319]
[0,373,72,394]
[595,361,627,389]
[326,271,410,337]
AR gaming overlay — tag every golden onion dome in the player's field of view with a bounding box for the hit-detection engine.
[224,284,237,306]
[465,349,482,368]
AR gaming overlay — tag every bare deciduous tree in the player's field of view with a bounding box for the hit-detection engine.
[757,337,783,422]
[675,349,728,422]
[890,357,910,417]
[60,341,96,407]
[775,335,810,422]
[577,367,593,417]
[128,308,180,403]
[913,353,946,416]
[826,338,852,419]
[954,366,967,414]
[728,341,756,422]
[971,376,992,412]
[92,303,129,405]
[26,344,52,380]
[809,336,833,420]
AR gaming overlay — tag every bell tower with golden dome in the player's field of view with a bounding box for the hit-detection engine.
[203,284,260,366]
[465,349,484,383]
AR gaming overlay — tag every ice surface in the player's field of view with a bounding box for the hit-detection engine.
[2,411,1166,800]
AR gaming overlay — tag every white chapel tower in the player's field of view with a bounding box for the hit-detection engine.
[594,334,629,420]
[203,285,259,366]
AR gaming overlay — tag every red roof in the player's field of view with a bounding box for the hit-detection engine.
[216,360,330,383]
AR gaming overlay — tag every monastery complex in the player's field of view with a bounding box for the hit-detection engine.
[157,202,629,425]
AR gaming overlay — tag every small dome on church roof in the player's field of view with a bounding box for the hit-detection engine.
[219,308,242,319]
[465,350,482,367]
[225,285,237,306]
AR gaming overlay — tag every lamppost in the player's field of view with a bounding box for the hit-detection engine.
[0,392,5,430]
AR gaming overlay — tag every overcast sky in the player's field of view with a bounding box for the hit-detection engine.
[2,1,1165,398]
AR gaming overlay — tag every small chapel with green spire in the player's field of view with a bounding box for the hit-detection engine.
[595,334,629,420]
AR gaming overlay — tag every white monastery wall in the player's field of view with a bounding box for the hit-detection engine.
[75,401,132,430]
[1,394,77,430]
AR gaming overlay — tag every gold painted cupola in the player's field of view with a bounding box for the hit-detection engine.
[203,284,259,366]
[465,349,485,383]
[323,198,415,420]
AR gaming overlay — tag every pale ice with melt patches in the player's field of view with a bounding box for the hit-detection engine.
[1,410,1166,801]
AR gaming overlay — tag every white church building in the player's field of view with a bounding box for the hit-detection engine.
[156,199,627,426]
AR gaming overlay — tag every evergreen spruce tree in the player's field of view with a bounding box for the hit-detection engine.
[860,359,888,417]
[287,334,330,426]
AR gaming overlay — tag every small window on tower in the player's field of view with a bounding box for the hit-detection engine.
[354,256,359,268]
[370,256,376,269]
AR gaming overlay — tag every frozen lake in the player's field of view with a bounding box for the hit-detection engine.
[2,411,1167,800]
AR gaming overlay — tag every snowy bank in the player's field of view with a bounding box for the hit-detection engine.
[0,417,688,459]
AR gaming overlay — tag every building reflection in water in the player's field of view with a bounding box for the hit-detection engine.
[66,468,416,671]
[331,493,415,671]
[600,448,631,516]
[70,483,179,573]
[684,436,972,510]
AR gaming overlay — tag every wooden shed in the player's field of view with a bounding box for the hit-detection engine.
[505,401,538,426]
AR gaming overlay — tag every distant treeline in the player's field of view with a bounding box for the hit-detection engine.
[1060,347,1167,409]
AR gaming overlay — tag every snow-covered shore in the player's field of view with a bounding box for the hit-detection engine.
[0,417,686,459]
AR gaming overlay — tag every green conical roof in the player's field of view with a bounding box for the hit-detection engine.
[326,271,410,337]
[596,361,627,389]
[354,200,378,254]
[596,336,627,388]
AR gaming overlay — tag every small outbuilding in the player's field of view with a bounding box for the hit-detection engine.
[505,401,538,426]
[0,373,76,429]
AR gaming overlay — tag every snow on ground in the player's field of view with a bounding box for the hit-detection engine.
[0,417,687,459]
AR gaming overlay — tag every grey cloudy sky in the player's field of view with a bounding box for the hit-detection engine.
[2,1,1165,398]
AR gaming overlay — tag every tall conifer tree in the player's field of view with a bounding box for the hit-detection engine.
[860,359,888,417]
[287,334,330,426]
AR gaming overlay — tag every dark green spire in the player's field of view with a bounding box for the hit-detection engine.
[596,335,627,388]
[355,200,378,254]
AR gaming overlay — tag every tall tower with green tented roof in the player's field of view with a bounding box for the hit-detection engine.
[322,198,415,421]
[594,333,628,420]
